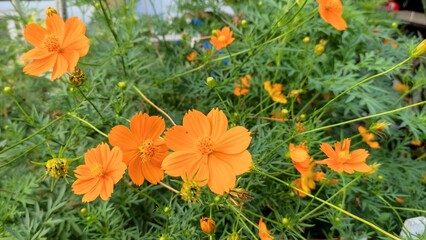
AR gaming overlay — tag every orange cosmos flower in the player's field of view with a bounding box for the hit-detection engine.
[210,26,235,50]
[317,138,372,174]
[186,51,197,61]
[358,126,380,149]
[289,143,312,175]
[72,143,126,202]
[317,0,347,31]
[258,218,273,240]
[292,162,316,197]
[264,81,287,104]
[234,74,252,96]
[162,108,253,195]
[22,12,89,80]
[108,113,169,185]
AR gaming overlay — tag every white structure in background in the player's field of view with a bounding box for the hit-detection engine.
[400,216,426,239]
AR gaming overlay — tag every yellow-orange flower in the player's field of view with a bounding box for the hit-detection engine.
[289,143,311,175]
[264,81,287,104]
[258,218,273,240]
[292,162,316,197]
[210,26,235,50]
[234,74,251,96]
[162,108,253,195]
[317,0,347,31]
[186,51,197,61]
[72,143,126,202]
[200,217,216,235]
[22,12,89,80]
[358,126,380,149]
[108,113,169,185]
[317,138,372,174]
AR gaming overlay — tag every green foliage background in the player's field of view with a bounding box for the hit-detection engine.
[1,0,425,239]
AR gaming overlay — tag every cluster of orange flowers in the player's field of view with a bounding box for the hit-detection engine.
[289,139,373,197]
[72,108,253,202]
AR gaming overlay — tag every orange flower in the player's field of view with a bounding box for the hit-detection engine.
[317,0,347,31]
[186,51,197,61]
[72,143,126,202]
[200,217,216,235]
[317,138,372,174]
[289,143,312,175]
[258,218,273,240]
[292,162,316,197]
[264,81,287,104]
[210,26,235,50]
[162,108,253,195]
[22,12,89,80]
[358,126,380,149]
[234,74,251,96]
[313,171,325,182]
[108,113,169,185]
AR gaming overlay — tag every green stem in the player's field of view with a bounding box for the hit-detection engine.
[0,114,66,154]
[132,85,176,126]
[77,87,106,121]
[302,100,426,135]
[311,57,412,118]
[67,113,108,138]
[255,170,400,240]
[214,89,231,119]
[0,141,45,168]
[11,95,35,125]
[227,202,258,239]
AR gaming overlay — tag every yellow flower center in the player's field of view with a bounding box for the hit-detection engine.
[337,151,350,163]
[43,34,61,52]
[196,137,215,155]
[218,35,226,42]
[91,165,104,177]
[139,139,156,163]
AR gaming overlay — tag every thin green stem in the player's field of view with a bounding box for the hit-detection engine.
[255,170,400,240]
[0,141,45,168]
[227,202,258,239]
[77,87,106,121]
[0,114,66,154]
[67,113,108,138]
[302,100,426,135]
[311,57,412,118]
[11,95,35,125]
[214,89,231,119]
[132,85,176,126]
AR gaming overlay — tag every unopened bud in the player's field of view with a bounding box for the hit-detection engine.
[303,37,310,44]
[206,77,216,89]
[200,217,216,235]
[117,81,126,89]
[69,68,85,87]
[391,22,398,28]
[314,44,325,56]
[46,7,57,16]
[241,19,247,28]
[411,39,426,57]
[3,86,12,95]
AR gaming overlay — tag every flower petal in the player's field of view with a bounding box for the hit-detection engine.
[215,126,251,154]
[128,158,145,186]
[22,48,54,62]
[162,151,203,178]
[183,109,211,137]
[141,160,164,184]
[211,150,252,175]
[207,108,228,142]
[46,14,65,43]
[51,54,68,80]
[61,50,80,72]
[164,126,196,151]
[130,113,165,142]
[99,176,114,200]
[81,178,103,202]
[24,23,47,47]
[23,54,57,77]
[63,16,86,48]
[207,154,235,195]
[108,125,140,151]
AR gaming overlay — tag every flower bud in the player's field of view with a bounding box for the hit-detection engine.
[80,208,88,216]
[411,39,426,57]
[303,37,310,44]
[206,77,216,89]
[180,179,201,202]
[314,44,325,56]
[281,217,289,225]
[46,7,57,16]
[227,233,239,240]
[241,19,247,28]
[258,1,264,7]
[200,217,216,235]
[391,22,398,28]
[3,86,12,95]
[117,81,127,89]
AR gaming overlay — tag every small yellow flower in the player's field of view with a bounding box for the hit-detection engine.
[264,81,287,104]
[46,158,68,178]
[370,122,389,132]
[180,179,202,202]
[117,81,126,89]
[314,44,325,56]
